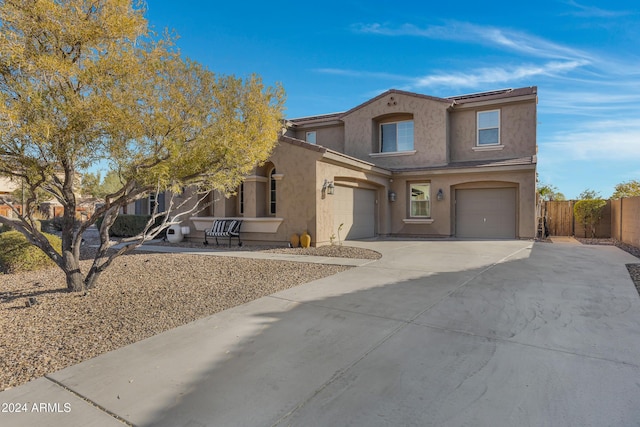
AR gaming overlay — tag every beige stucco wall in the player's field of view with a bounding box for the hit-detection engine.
[294,124,345,153]
[214,141,322,245]
[313,160,391,246]
[341,93,450,169]
[388,167,536,239]
[612,196,640,248]
[450,100,537,163]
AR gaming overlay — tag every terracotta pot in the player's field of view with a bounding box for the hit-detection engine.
[300,231,311,248]
[290,233,300,248]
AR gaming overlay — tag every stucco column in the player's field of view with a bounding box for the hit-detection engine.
[244,175,268,218]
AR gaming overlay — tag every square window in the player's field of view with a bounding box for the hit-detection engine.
[477,110,500,146]
[381,120,414,152]
[306,131,316,144]
[410,183,430,217]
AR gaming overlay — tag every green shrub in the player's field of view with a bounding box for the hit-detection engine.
[0,231,62,273]
[40,217,65,233]
[574,199,607,238]
[95,214,167,238]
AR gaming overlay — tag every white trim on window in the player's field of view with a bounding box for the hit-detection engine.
[402,218,435,224]
[409,183,431,218]
[472,145,504,152]
[477,110,500,146]
[369,150,416,158]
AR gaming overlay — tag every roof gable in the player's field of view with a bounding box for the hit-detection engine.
[339,89,451,119]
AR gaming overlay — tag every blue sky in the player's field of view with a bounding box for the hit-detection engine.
[145,0,639,199]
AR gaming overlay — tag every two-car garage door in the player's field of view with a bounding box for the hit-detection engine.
[333,186,376,239]
[455,188,516,239]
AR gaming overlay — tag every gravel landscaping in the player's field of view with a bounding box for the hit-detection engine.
[0,239,380,391]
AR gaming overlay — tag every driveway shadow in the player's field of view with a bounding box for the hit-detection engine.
[48,241,640,426]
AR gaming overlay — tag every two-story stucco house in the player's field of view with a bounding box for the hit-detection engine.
[188,86,538,246]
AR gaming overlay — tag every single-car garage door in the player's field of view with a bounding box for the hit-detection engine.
[456,188,516,239]
[333,186,376,239]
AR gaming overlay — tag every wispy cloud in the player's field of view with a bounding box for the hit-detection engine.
[541,87,640,116]
[541,118,640,161]
[317,60,588,92]
[352,22,593,62]
[561,0,633,18]
[314,68,412,81]
[412,61,587,90]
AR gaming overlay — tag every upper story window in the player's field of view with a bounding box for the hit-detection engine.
[381,120,414,152]
[306,131,316,144]
[410,183,431,218]
[477,110,500,146]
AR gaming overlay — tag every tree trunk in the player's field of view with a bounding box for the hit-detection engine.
[62,251,85,292]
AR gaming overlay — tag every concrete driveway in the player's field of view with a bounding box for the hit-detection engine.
[2,240,640,426]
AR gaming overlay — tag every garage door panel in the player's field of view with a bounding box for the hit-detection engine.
[456,188,516,239]
[333,186,375,240]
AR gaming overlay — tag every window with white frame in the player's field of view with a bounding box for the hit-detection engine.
[381,120,414,152]
[477,110,500,146]
[306,131,316,144]
[148,192,157,214]
[410,183,431,217]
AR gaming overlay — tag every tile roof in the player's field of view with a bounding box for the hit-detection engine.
[391,156,537,173]
[448,87,537,104]
[278,134,327,153]
[287,86,538,123]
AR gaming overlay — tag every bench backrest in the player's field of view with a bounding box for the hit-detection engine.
[227,220,241,234]
[209,219,242,234]
[211,220,227,233]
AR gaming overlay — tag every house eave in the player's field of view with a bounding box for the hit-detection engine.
[450,93,538,110]
[321,149,392,177]
[392,156,537,176]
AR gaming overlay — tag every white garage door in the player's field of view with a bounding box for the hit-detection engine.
[456,188,516,239]
[333,186,376,239]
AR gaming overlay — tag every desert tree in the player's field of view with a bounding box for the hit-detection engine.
[611,179,640,199]
[0,0,285,291]
[573,189,606,238]
[537,183,566,201]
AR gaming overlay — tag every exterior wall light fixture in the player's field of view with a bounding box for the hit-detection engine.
[436,189,444,201]
[322,179,335,197]
[388,191,396,202]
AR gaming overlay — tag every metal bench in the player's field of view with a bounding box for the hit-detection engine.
[204,219,243,247]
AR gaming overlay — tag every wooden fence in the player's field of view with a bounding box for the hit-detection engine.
[543,197,638,242]
[543,200,576,236]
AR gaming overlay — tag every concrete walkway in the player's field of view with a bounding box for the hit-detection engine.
[2,239,640,426]
[129,243,376,267]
